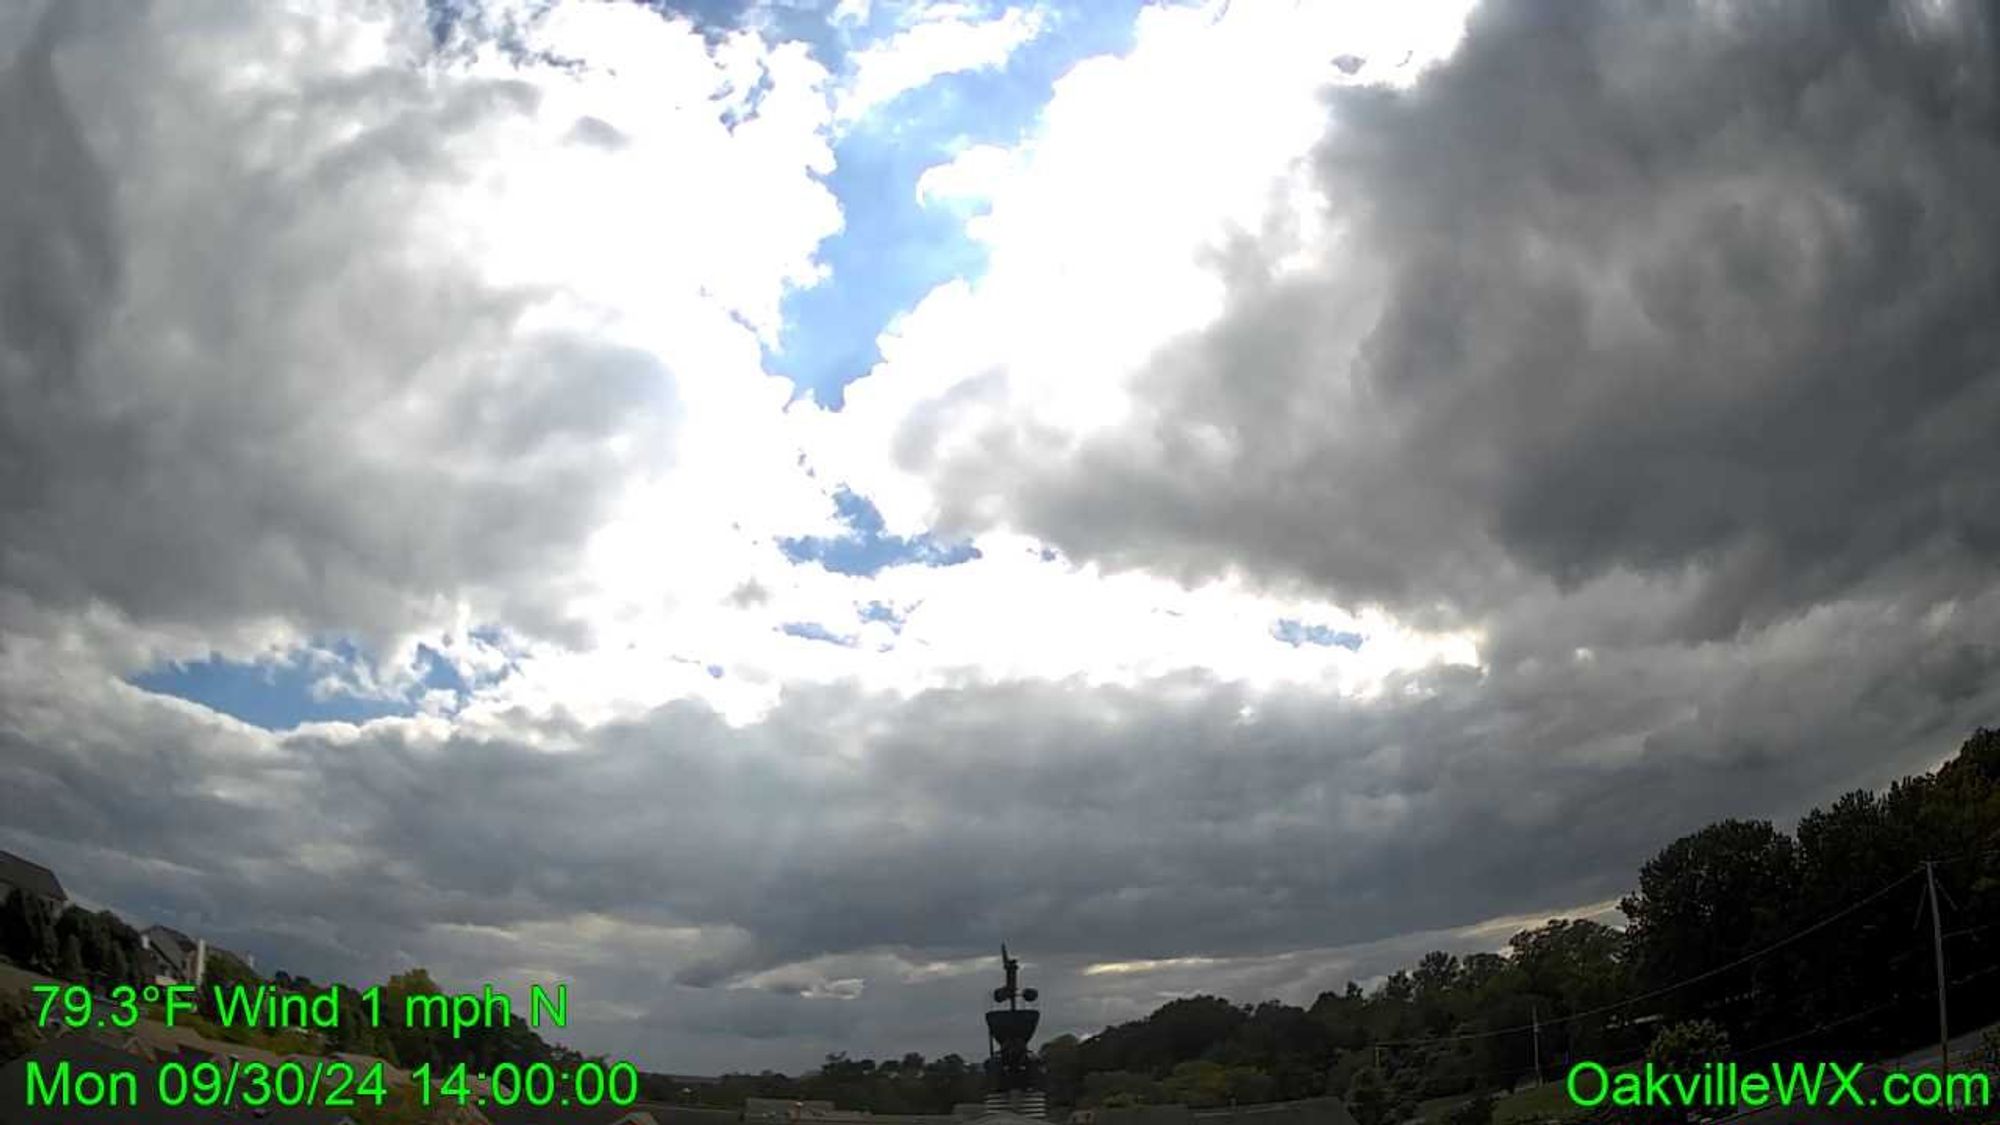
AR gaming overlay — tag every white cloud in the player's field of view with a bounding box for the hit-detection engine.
[832,0,874,31]
[835,4,1047,124]
[818,0,1474,536]
[4,0,1485,729]
[914,141,1014,207]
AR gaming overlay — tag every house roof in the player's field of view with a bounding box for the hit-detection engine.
[0,851,65,902]
[142,926,196,973]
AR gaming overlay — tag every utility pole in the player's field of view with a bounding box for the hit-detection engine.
[1532,1004,1544,1088]
[1925,861,1950,1077]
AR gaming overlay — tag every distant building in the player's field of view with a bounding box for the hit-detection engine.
[139,925,207,986]
[0,850,67,909]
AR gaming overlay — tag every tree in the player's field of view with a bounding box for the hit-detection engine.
[1081,1070,1163,1108]
[57,932,86,981]
[1042,1034,1084,1108]
[0,890,60,973]
[1645,1020,1728,1073]
[1345,1066,1392,1125]
[1644,1021,1729,1125]
[1414,952,1461,999]
[54,908,145,991]
[1507,919,1627,1061]
[196,948,264,1020]
[1620,820,1801,1032]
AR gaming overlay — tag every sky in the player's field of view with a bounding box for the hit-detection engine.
[2,0,1999,1076]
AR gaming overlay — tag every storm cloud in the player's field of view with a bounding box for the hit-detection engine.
[914,0,2000,644]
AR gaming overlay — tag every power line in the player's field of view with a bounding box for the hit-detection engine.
[1737,992,1912,1058]
[1924,861,1951,1075]
[1744,960,2000,1062]
[1374,867,1923,1049]
[1925,842,2000,869]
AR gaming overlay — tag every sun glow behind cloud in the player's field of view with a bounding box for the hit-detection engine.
[100,0,1490,733]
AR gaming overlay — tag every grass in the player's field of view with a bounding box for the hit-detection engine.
[1491,1063,1642,1125]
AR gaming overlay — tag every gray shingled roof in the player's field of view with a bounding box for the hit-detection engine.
[0,850,65,902]
[143,925,197,975]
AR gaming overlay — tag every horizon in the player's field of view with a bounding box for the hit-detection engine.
[4,0,2000,1084]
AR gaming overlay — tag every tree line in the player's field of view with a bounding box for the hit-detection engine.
[7,727,1999,1123]
[686,728,2000,1123]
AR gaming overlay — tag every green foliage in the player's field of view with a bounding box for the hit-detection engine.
[1978,1027,2000,1074]
[50,908,146,991]
[1043,1032,1085,1106]
[0,889,61,972]
[1083,1068,1165,1108]
[1347,1066,1393,1125]
[1447,1092,1497,1125]
[1620,819,1801,1028]
[1160,1059,1275,1107]
[679,1051,987,1113]
[0,990,45,1063]
[1642,1021,1728,1075]
[55,933,85,981]
[1616,1021,1732,1125]
[13,724,2000,1122]
[195,947,263,1019]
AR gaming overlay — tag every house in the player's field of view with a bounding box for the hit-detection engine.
[0,851,66,910]
[139,925,206,986]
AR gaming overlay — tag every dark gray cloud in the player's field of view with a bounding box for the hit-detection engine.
[6,580,1997,1069]
[919,0,2000,644]
[0,1,676,654]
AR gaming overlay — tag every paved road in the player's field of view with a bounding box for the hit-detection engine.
[1884,1020,1996,1073]
[1713,1023,1999,1124]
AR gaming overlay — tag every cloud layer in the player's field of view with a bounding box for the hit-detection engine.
[874,0,2000,645]
[2,0,1998,1076]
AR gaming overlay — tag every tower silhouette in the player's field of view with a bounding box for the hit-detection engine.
[983,945,1047,1119]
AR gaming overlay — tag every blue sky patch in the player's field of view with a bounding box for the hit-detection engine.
[779,621,860,647]
[778,487,980,576]
[768,2,1148,408]
[857,600,908,632]
[1271,620,1365,651]
[438,0,1153,409]
[129,634,513,731]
